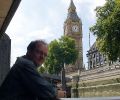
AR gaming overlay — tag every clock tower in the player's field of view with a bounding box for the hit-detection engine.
[64,0,84,74]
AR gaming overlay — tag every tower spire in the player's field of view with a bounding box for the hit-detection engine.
[89,32,91,49]
[66,0,80,22]
[68,0,76,12]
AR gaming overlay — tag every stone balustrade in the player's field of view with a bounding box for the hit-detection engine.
[71,63,120,97]
[81,63,120,76]
[61,97,120,100]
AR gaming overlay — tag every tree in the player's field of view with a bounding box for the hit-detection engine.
[44,36,78,90]
[90,0,120,61]
[37,66,46,74]
[44,40,62,75]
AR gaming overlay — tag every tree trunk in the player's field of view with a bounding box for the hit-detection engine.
[61,66,66,91]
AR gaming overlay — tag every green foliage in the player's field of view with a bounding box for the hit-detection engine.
[90,0,120,61]
[37,66,46,74]
[44,40,62,75]
[59,36,78,65]
[44,36,78,75]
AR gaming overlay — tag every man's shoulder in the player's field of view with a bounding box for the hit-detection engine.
[13,56,36,68]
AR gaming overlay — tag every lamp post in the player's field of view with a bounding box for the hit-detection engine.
[61,63,67,97]
[76,75,79,98]
[72,75,79,97]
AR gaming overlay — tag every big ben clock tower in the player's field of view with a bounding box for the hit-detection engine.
[64,0,84,74]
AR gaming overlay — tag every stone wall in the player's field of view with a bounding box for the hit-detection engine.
[0,33,11,85]
[71,63,120,97]
[72,83,120,97]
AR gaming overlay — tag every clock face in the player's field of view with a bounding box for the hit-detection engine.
[72,25,79,32]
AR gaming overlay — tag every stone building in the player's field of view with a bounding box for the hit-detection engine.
[86,42,120,70]
[71,27,120,97]
[64,0,84,75]
[86,42,108,69]
[71,40,120,97]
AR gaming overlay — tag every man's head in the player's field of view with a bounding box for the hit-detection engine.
[26,40,48,66]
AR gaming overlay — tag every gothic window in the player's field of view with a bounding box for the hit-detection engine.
[89,55,92,59]
[93,61,96,68]
[90,61,92,68]
[90,66,92,69]
[101,61,103,65]
[99,55,102,61]
[97,53,99,57]
[96,56,99,63]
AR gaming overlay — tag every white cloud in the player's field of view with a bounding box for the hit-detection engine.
[27,27,57,42]
[89,0,106,20]
[61,0,106,20]
[9,26,59,66]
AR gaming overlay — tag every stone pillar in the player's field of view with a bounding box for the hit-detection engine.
[0,33,11,86]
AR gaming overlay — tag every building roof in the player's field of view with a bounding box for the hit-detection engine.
[66,0,80,22]
[86,42,98,56]
[89,42,96,51]
[68,0,76,11]
[0,0,21,38]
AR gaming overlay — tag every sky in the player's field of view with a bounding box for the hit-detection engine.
[6,0,106,68]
